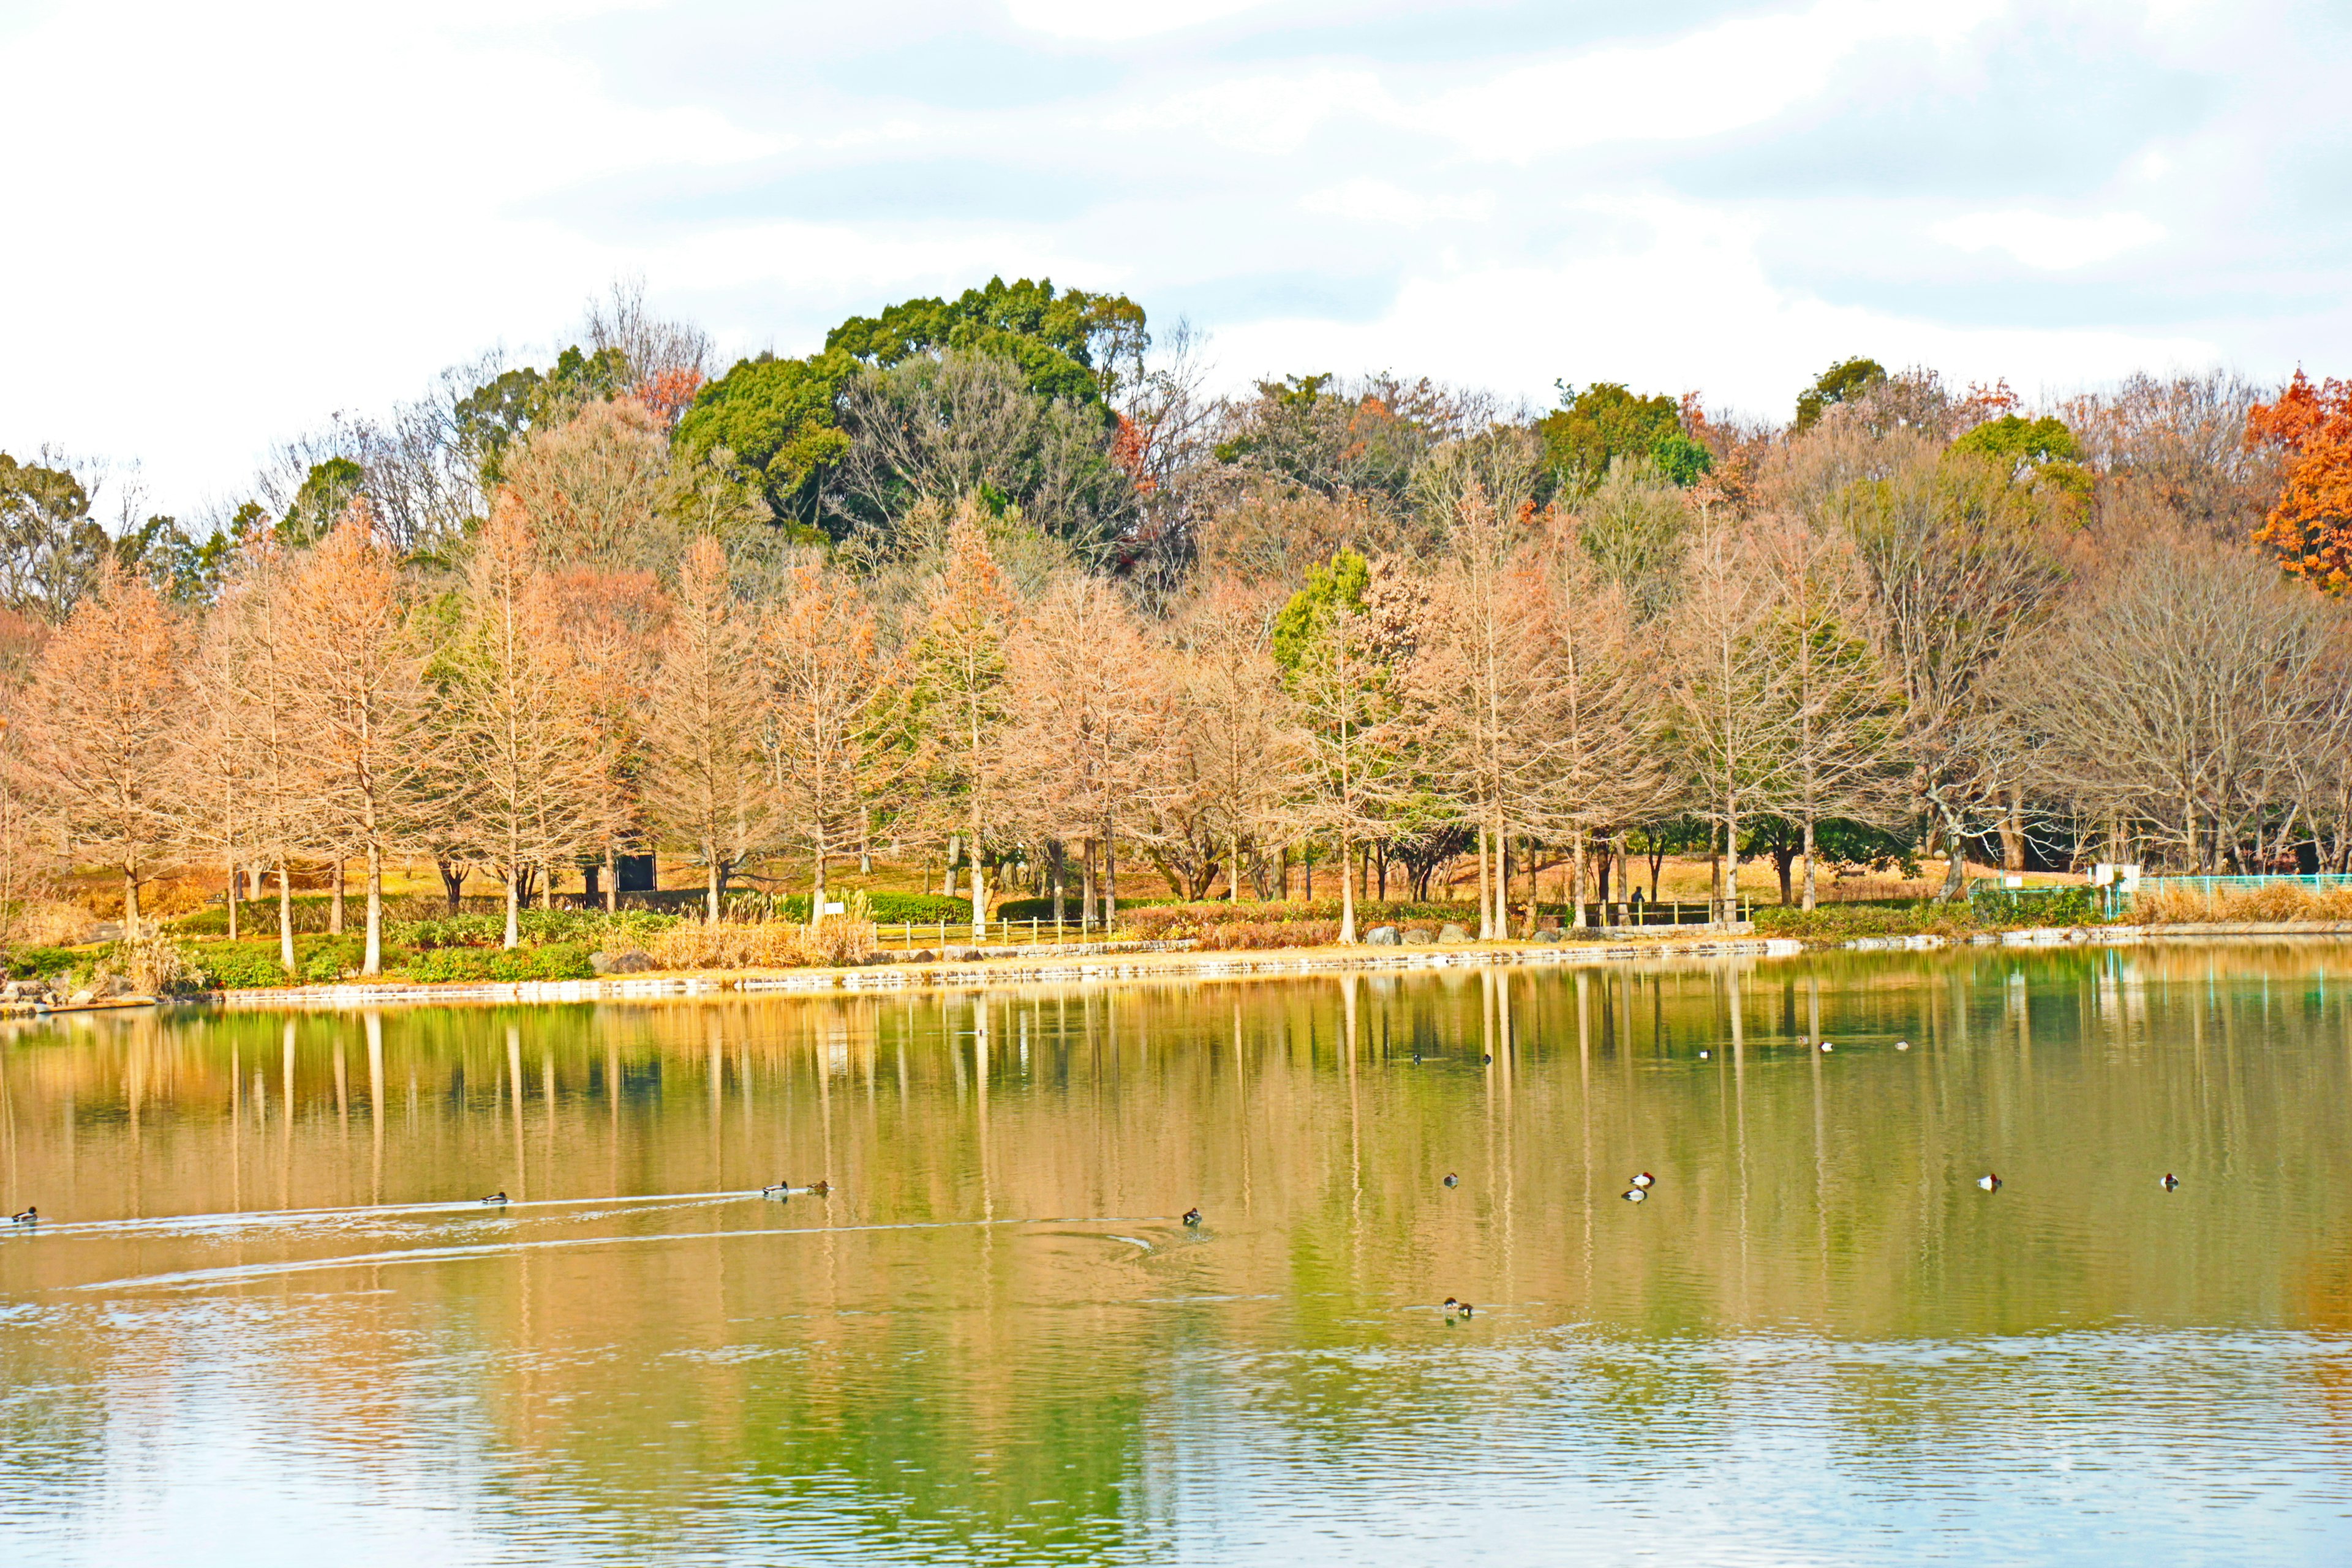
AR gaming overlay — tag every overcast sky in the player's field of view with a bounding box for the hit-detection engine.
[3,0,2345,520]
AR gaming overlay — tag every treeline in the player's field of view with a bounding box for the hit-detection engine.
[3,277,2348,970]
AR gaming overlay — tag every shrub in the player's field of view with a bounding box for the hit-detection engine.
[402,949,497,984]
[96,931,203,995]
[489,943,596,982]
[10,902,96,946]
[192,941,292,990]
[2130,881,2352,925]
[1126,901,1473,940]
[3,945,85,979]
[993,896,1142,922]
[647,922,812,970]
[1751,902,1979,941]
[1969,886,2101,927]
[1193,921,1339,949]
[391,911,507,949]
[786,891,970,924]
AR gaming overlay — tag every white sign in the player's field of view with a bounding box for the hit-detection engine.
[820,901,845,916]
[2090,863,2142,891]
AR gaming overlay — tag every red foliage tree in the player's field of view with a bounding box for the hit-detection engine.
[2248,370,2352,590]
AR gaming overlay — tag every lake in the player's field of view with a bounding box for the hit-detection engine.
[5,946,2352,1566]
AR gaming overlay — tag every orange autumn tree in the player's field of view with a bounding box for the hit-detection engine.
[20,560,187,932]
[2249,370,2352,590]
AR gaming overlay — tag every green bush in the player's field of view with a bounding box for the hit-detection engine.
[782,892,970,924]
[402,948,496,983]
[993,896,1147,922]
[398,943,596,984]
[393,907,683,951]
[491,943,595,982]
[391,911,506,949]
[300,937,369,984]
[192,941,292,989]
[1751,902,1980,941]
[4,945,86,979]
[1969,886,2102,927]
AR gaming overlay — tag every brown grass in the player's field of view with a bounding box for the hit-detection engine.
[644,916,877,970]
[2130,883,2352,924]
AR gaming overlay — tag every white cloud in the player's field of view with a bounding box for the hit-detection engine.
[1301,179,1494,226]
[0,0,2329,515]
[1931,210,2169,270]
[1400,0,2007,159]
[1003,0,1275,41]
[1207,194,2214,419]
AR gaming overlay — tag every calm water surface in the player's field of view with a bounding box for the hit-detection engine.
[6,947,2352,1565]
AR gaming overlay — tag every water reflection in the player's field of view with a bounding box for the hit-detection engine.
[4,946,2352,1564]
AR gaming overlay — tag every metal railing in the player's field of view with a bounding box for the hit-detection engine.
[2136,874,2352,897]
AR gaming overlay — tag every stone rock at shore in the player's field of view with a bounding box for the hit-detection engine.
[591,949,658,975]
[1535,929,1564,944]
[1404,929,1434,946]
[1365,925,1400,946]
[908,949,938,963]
[1438,923,1470,944]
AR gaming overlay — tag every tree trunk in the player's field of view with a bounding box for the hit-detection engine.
[363,845,384,976]
[603,844,617,914]
[1476,824,1493,940]
[813,833,827,924]
[1571,824,1588,929]
[1493,809,1510,938]
[859,803,873,875]
[1999,790,2026,873]
[706,840,722,925]
[226,864,239,941]
[1339,833,1357,943]
[1801,815,1819,911]
[1231,828,1243,904]
[943,834,959,897]
[1050,840,1066,924]
[503,865,521,950]
[330,860,345,935]
[278,863,296,972]
[122,870,140,939]
[971,797,987,940]
[1101,817,1117,932]
[1080,839,1097,929]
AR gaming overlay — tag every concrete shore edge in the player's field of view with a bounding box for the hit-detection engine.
[27,921,2349,1017]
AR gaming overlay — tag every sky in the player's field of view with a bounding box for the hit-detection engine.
[2,0,2347,521]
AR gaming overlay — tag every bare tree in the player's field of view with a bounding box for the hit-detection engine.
[435,499,607,947]
[2003,530,2346,871]
[1820,443,2067,898]
[1664,526,1798,922]
[1532,527,1673,925]
[281,504,431,974]
[1751,514,1907,907]
[1407,488,1561,936]
[1003,575,1170,922]
[502,399,678,573]
[18,560,186,931]
[762,560,882,914]
[545,567,669,910]
[904,503,1019,937]
[1166,579,1302,903]
[643,538,772,922]
[1286,584,1395,943]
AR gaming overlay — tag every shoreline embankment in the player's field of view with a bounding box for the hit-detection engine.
[3,919,2326,1016]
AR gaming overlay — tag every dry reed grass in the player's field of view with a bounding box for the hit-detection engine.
[644,914,878,970]
[2130,883,2352,924]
